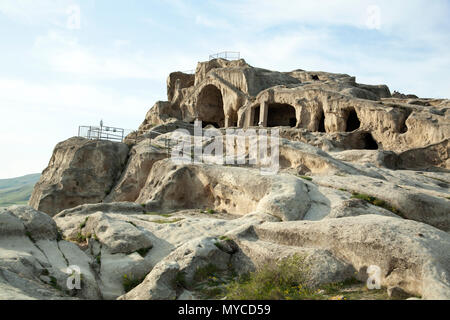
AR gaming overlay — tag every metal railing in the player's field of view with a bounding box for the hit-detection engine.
[124,128,181,156]
[78,125,125,142]
[209,51,241,61]
[78,122,188,157]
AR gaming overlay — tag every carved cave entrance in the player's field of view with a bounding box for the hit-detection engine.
[267,103,297,127]
[253,105,260,126]
[346,108,361,132]
[363,133,379,150]
[318,111,326,132]
[196,85,225,128]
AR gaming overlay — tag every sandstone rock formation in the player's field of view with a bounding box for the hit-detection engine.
[105,140,167,202]
[140,58,449,158]
[136,159,311,221]
[29,137,129,216]
[0,58,447,300]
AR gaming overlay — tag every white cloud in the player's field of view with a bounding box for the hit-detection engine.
[226,0,369,29]
[236,29,331,70]
[113,39,130,48]
[32,31,199,80]
[223,0,449,36]
[201,0,449,98]
[0,77,150,119]
[0,77,157,178]
[195,15,231,29]
[224,25,449,98]
[0,0,66,19]
[0,0,81,30]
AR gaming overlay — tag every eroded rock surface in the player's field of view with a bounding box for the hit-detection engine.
[0,206,101,300]
[137,159,310,221]
[244,215,450,300]
[2,59,447,300]
[29,137,129,216]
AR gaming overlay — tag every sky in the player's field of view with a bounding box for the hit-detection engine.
[0,0,449,179]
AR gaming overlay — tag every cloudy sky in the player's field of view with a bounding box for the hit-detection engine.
[0,0,449,178]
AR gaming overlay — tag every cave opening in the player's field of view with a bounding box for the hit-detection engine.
[399,111,412,134]
[363,133,379,150]
[318,111,326,132]
[201,122,220,128]
[346,108,361,132]
[267,103,296,127]
[399,122,408,134]
[253,105,260,126]
[196,85,225,128]
[289,117,297,127]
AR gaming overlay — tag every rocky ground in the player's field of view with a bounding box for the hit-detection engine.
[1,59,449,300]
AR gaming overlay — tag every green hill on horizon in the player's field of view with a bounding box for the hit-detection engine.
[0,173,41,207]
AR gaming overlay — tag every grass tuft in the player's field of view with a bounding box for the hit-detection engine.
[25,231,36,243]
[95,254,101,265]
[174,271,187,289]
[145,212,172,218]
[122,274,145,293]
[351,193,402,215]
[194,264,220,282]
[224,254,315,300]
[152,218,184,224]
[79,217,89,229]
[73,232,87,243]
[214,241,226,251]
[49,276,62,291]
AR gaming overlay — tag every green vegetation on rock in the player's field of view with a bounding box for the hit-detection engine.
[122,274,145,293]
[225,254,316,300]
[351,193,402,215]
[188,255,393,300]
[152,218,184,224]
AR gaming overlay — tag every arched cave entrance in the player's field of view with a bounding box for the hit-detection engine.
[196,85,225,128]
[267,103,297,127]
[253,105,260,126]
[363,133,379,150]
[318,111,326,132]
[346,108,361,132]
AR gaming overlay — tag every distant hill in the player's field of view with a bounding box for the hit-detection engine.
[0,173,40,207]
